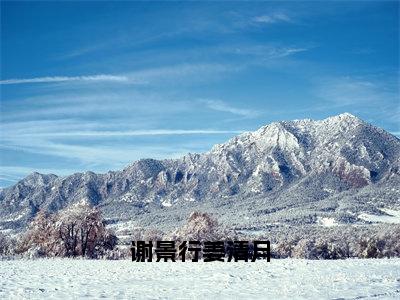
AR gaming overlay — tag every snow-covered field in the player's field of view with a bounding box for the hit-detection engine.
[1,258,399,299]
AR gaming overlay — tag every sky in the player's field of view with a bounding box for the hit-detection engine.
[0,1,399,187]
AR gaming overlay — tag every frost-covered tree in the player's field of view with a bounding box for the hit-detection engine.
[142,229,165,242]
[170,211,220,242]
[56,202,116,258]
[314,238,346,259]
[16,203,117,258]
[380,227,400,257]
[0,232,12,255]
[16,210,58,256]
[274,240,295,258]
[292,239,316,259]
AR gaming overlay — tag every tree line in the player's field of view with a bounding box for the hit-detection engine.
[1,207,399,259]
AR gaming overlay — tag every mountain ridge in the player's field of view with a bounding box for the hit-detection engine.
[1,113,399,231]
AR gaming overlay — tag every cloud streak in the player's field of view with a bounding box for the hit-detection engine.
[1,118,244,174]
[313,76,398,107]
[8,129,243,138]
[252,13,292,24]
[0,74,130,85]
[199,99,260,118]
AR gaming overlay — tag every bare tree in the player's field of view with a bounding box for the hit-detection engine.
[56,202,113,258]
[16,202,117,258]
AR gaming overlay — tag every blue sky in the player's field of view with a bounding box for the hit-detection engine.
[0,1,399,187]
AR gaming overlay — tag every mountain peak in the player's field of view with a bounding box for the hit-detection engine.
[23,172,58,186]
[337,112,357,118]
[325,112,362,123]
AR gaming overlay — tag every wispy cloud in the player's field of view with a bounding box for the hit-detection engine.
[0,74,130,85]
[311,75,400,130]
[199,99,260,118]
[1,117,244,173]
[1,140,178,166]
[0,135,230,173]
[221,45,308,59]
[4,63,239,89]
[277,48,308,57]
[5,129,243,138]
[0,166,77,182]
[0,89,198,123]
[313,76,398,107]
[252,13,292,24]
[127,63,240,85]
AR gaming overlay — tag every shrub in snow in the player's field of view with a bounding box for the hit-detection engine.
[0,232,13,255]
[292,239,316,259]
[24,246,47,259]
[142,229,166,243]
[169,211,221,242]
[101,247,131,260]
[17,203,117,258]
[273,240,295,258]
[314,238,346,259]
[267,224,400,259]
[380,227,400,257]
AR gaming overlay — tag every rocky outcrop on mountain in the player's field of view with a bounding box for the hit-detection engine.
[1,113,399,231]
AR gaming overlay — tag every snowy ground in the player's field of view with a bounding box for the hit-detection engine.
[0,258,399,299]
[358,208,400,224]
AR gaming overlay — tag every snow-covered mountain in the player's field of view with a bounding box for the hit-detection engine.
[1,113,399,231]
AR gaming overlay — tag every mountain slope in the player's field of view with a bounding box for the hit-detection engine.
[1,113,399,231]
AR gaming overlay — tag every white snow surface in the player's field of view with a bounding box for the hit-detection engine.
[358,208,400,224]
[0,258,399,299]
[316,217,338,227]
